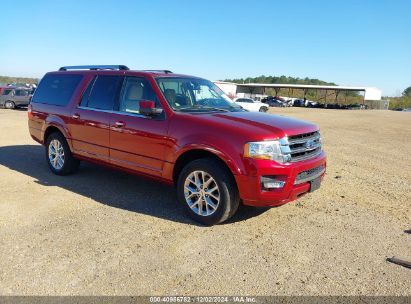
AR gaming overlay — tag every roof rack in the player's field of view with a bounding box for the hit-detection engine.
[142,70,173,74]
[59,65,130,71]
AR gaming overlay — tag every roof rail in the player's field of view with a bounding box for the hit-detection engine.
[142,70,173,74]
[59,65,130,71]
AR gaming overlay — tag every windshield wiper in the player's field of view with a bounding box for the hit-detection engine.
[228,105,245,111]
[200,106,230,112]
[175,106,230,112]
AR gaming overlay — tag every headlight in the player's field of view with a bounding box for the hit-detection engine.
[244,138,291,163]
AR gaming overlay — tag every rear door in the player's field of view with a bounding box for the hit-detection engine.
[69,75,123,162]
[108,76,169,177]
[13,89,31,106]
[0,88,13,105]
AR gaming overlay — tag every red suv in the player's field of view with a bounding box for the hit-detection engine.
[28,65,326,225]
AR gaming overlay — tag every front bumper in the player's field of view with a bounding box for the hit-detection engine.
[235,151,326,207]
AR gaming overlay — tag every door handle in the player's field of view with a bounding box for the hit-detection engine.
[72,113,80,119]
[114,121,125,128]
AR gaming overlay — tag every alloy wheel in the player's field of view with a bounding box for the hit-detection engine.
[5,101,14,109]
[184,170,220,216]
[48,139,65,170]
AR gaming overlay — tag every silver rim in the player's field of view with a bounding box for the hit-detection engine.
[5,101,14,109]
[184,170,220,216]
[48,139,65,170]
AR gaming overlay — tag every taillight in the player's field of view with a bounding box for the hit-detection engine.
[28,104,33,119]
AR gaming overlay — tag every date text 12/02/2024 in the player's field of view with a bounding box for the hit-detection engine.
[149,296,257,303]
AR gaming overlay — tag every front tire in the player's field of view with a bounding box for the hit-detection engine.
[4,100,15,109]
[45,132,79,175]
[259,106,268,112]
[177,158,240,225]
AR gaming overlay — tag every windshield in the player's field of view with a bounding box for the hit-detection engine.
[156,77,244,113]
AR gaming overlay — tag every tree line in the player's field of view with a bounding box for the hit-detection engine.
[0,76,39,86]
[388,86,411,109]
[224,75,336,86]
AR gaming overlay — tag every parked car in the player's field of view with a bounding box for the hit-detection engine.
[269,99,286,107]
[305,100,318,107]
[28,65,326,225]
[233,98,269,112]
[262,96,285,107]
[261,96,273,103]
[0,86,8,95]
[274,96,286,102]
[292,99,306,107]
[0,86,32,109]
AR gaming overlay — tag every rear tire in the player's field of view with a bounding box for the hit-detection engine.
[45,132,79,175]
[4,100,15,109]
[259,106,268,112]
[177,158,240,225]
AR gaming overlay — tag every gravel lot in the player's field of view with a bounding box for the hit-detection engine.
[0,108,410,296]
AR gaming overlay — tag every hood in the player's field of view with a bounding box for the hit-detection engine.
[187,111,319,140]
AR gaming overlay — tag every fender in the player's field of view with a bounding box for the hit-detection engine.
[42,115,73,150]
[173,142,246,176]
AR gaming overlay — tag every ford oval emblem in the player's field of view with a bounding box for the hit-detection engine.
[305,139,316,149]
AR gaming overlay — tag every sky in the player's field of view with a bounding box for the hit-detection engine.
[0,0,410,96]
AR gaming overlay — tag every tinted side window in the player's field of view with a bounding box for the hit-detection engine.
[118,77,160,114]
[87,75,122,110]
[79,77,96,107]
[32,74,83,106]
[15,90,29,96]
[2,89,12,95]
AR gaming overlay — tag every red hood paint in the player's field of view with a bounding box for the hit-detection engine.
[214,112,318,136]
[177,111,318,141]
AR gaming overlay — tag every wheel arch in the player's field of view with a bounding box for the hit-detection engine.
[172,148,239,186]
[42,123,73,151]
[41,113,71,143]
[44,125,63,143]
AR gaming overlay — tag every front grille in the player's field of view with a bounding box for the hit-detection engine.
[288,131,322,162]
[294,164,325,185]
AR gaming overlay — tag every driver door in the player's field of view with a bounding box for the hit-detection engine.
[109,76,170,177]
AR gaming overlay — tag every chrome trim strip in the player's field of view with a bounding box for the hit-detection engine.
[290,149,322,162]
[289,134,321,145]
[290,143,322,154]
[76,106,163,120]
[77,106,116,114]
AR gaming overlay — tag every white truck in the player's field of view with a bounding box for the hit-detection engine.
[233,97,269,112]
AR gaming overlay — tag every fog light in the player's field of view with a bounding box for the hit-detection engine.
[261,176,286,190]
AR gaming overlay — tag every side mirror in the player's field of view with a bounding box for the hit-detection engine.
[139,100,163,117]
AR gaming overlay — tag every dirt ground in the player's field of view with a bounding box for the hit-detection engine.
[0,108,410,296]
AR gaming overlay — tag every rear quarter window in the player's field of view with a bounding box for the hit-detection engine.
[32,74,83,106]
[2,89,13,95]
